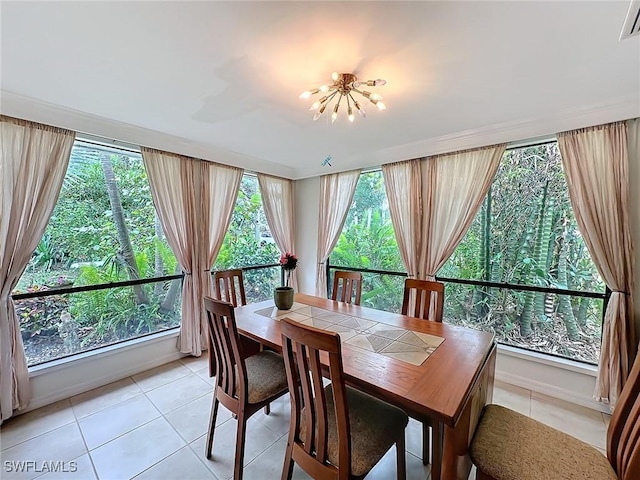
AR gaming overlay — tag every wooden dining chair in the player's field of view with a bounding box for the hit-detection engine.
[470,351,640,480]
[331,270,362,305]
[209,269,248,376]
[401,278,445,467]
[203,297,289,480]
[401,278,444,321]
[213,269,247,307]
[280,317,408,480]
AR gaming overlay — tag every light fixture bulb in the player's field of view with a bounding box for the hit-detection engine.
[320,85,329,93]
[376,101,386,111]
[309,101,321,111]
[331,112,338,123]
[300,91,312,99]
[348,106,354,122]
[370,93,383,101]
[313,104,327,120]
[331,72,339,81]
[359,107,367,118]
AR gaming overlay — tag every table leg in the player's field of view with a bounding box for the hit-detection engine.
[440,346,496,479]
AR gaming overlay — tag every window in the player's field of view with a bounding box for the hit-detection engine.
[330,143,605,364]
[330,171,405,311]
[213,174,281,303]
[441,142,605,363]
[13,140,181,366]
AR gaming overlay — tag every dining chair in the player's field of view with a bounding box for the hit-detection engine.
[470,351,640,480]
[401,278,445,467]
[203,296,289,480]
[209,269,248,376]
[401,278,444,321]
[331,270,362,305]
[213,268,247,307]
[280,317,408,480]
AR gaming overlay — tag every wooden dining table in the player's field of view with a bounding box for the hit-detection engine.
[233,293,496,480]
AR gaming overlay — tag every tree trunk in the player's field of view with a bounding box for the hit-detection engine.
[154,214,165,296]
[100,153,150,305]
[556,221,580,341]
[160,266,182,313]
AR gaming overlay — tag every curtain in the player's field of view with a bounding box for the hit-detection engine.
[257,174,297,290]
[557,122,635,407]
[0,116,75,424]
[382,159,423,279]
[421,145,505,278]
[315,170,361,297]
[142,148,242,356]
[383,145,504,279]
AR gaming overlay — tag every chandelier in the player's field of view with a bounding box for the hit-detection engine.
[300,72,386,123]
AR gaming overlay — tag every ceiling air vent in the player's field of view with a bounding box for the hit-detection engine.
[620,0,640,40]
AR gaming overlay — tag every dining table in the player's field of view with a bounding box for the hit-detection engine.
[233,293,496,480]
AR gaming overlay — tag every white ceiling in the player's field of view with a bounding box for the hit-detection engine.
[2,1,639,179]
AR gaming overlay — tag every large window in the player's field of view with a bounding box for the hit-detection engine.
[330,143,606,364]
[13,140,181,366]
[214,174,281,303]
[13,150,283,367]
[441,142,605,363]
[330,171,405,312]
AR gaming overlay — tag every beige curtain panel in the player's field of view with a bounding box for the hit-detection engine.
[0,116,75,424]
[315,170,361,297]
[383,145,504,313]
[257,174,298,290]
[557,121,635,407]
[382,159,423,279]
[142,148,243,356]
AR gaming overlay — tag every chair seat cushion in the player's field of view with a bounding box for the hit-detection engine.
[470,404,617,480]
[301,384,408,477]
[245,350,288,404]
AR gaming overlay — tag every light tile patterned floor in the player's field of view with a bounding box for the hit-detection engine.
[0,357,610,480]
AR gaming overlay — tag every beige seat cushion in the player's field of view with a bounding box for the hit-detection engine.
[244,350,288,404]
[301,384,408,477]
[470,404,617,480]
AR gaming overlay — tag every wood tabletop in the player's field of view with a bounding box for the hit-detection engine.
[234,293,495,427]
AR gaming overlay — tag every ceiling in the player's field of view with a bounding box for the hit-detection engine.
[2,1,639,179]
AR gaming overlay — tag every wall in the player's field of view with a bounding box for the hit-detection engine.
[294,176,320,295]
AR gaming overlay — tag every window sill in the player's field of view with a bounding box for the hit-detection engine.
[497,343,598,377]
[28,328,180,377]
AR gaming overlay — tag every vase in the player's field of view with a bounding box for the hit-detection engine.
[274,286,294,310]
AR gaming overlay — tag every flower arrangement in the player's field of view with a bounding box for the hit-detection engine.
[279,252,298,288]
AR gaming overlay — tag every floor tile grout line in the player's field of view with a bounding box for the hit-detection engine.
[0,400,77,453]
[185,434,224,480]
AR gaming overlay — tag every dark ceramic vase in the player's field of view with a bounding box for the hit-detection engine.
[274,286,294,310]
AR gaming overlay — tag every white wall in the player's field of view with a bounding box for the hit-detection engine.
[294,176,320,295]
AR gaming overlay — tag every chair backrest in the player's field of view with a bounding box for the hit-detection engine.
[331,271,362,305]
[401,278,444,321]
[204,296,248,404]
[607,349,640,480]
[280,317,351,479]
[213,269,247,307]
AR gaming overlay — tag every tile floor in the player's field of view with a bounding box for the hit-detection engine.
[0,356,610,480]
